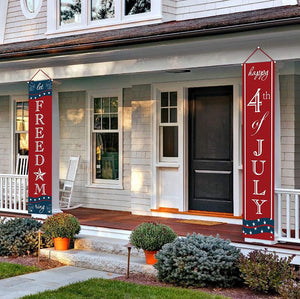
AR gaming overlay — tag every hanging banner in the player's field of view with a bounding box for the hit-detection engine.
[28,79,52,214]
[243,59,275,243]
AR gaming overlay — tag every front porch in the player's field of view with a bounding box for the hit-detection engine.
[1,207,300,263]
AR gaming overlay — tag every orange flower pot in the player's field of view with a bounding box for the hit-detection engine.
[53,237,70,251]
[144,250,158,265]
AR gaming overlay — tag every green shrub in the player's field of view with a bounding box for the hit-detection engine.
[278,279,300,299]
[0,218,53,256]
[130,222,177,251]
[42,213,80,239]
[154,233,241,288]
[238,250,295,294]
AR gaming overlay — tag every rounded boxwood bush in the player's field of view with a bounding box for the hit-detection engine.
[154,233,241,288]
[0,217,53,256]
[130,222,177,251]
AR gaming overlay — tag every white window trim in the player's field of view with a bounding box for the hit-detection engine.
[20,0,43,19]
[87,89,123,189]
[11,95,28,172]
[47,0,162,36]
[158,91,179,163]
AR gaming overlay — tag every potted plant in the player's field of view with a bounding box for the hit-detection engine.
[130,222,177,265]
[42,213,80,250]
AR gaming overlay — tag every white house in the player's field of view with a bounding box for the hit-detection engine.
[1,0,300,245]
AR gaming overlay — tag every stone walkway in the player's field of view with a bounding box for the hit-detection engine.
[0,266,121,299]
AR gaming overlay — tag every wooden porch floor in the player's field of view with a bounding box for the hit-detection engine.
[67,208,300,252]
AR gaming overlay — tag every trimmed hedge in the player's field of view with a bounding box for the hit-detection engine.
[0,218,52,256]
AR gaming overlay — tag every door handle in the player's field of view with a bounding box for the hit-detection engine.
[194,170,232,174]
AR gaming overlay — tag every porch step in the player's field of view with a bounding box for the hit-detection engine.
[74,235,144,258]
[40,234,156,276]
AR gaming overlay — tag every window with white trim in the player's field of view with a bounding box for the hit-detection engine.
[48,0,161,33]
[21,0,42,19]
[15,101,29,156]
[159,91,178,161]
[92,96,120,182]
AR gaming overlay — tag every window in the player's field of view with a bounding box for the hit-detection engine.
[15,101,29,156]
[159,92,178,160]
[48,0,161,33]
[60,0,82,25]
[91,0,115,20]
[92,96,120,182]
[125,0,150,15]
[21,0,42,18]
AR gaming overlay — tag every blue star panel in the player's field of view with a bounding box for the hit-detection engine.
[243,218,274,235]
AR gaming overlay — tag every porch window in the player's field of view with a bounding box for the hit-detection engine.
[93,97,119,181]
[159,91,178,160]
[15,101,29,156]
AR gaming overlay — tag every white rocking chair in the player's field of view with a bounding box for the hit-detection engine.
[16,154,28,175]
[59,156,82,210]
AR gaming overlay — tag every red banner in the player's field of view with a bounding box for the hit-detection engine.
[28,80,52,214]
[243,61,275,242]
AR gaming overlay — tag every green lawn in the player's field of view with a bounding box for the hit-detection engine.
[22,278,228,299]
[0,261,40,279]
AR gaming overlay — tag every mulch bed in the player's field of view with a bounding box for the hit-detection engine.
[0,256,280,298]
[0,256,64,270]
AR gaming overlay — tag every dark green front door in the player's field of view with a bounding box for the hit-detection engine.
[188,86,233,213]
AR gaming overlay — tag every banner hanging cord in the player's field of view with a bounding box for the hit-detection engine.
[28,69,53,83]
[243,46,275,64]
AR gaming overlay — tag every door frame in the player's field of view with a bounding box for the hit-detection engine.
[183,79,242,216]
[153,78,242,216]
[187,86,234,213]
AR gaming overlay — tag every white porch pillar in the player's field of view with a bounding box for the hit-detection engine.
[52,89,62,214]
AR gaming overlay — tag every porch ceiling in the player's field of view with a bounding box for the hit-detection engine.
[0,7,300,84]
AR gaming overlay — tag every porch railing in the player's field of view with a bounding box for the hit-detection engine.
[275,188,300,243]
[0,174,28,214]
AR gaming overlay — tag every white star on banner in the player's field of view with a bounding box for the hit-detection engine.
[34,168,46,181]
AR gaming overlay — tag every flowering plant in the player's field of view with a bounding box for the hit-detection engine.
[42,213,80,239]
[130,222,177,251]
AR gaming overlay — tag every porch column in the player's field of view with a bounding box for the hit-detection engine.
[52,89,61,214]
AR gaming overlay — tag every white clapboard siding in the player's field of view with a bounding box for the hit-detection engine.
[4,0,47,44]
[162,0,177,22]
[175,0,298,21]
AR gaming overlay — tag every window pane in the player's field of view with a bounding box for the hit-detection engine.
[16,133,29,155]
[60,0,81,25]
[162,126,178,158]
[170,108,177,123]
[161,92,168,107]
[111,114,118,129]
[103,97,110,113]
[94,115,102,130]
[25,0,34,13]
[110,97,118,113]
[91,0,115,20]
[125,0,151,15]
[170,92,177,107]
[102,114,109,129]
[16,102,24,131]
[161,108,168,123]
[23,102,29,131]
[94,98,102,113]
[95,133,119,180]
